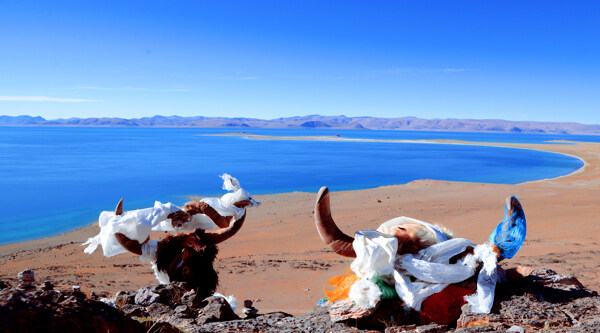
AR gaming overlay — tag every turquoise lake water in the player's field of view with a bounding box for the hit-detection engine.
[0,127,592,245]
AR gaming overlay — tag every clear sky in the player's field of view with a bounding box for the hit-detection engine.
[1,1,599,124]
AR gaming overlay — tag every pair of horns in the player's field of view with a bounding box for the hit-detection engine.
[314,187,356,258]
[314,187,524,259]
[114,198,245,255]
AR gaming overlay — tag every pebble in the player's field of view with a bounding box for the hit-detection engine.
[135,288,161,306]
[18,269,35,282]
[41,280,54,291]
[17,269,36,291]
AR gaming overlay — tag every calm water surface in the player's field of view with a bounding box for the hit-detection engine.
[0,127,588,244]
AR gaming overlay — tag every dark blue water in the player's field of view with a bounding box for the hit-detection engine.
[0,127,587,245]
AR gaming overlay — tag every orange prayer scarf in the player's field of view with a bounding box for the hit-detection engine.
[323,267,360,302]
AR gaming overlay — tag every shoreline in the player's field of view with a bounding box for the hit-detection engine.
[0,137,586,247]
[0,137,594,249]
[209,132,589,183]
[1,139,599,315]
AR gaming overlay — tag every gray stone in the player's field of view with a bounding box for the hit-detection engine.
[174,305,192,317]
[121,304,149,318]
[385,323,448,333]
[134,287,161,306]
[17,269,35,282]
[146,302,174,320]
[457,295,572,329]
[147,282,191,306]
[196,296,240,325]
[181,290,202,308]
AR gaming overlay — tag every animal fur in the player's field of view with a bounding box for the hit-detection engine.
[156,230,219,300]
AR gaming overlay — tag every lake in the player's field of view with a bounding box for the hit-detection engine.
[0,127,589,244]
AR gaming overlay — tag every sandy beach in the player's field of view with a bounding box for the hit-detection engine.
[1,139,599,316]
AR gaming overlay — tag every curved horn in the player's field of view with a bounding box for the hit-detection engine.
[114,232,143,255]
[205,212,246,245]
[183,201,230,228]
[507,195,523,217]
[314,187,356,258]
[115,198,124,216]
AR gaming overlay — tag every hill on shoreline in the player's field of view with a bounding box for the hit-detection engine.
[1,114,600,135]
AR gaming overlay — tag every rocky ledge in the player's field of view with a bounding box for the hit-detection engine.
[0,268,598,333]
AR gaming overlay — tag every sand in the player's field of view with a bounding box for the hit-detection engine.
[1,139,599,315]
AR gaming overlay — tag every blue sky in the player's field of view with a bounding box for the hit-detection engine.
[1,1,599,124]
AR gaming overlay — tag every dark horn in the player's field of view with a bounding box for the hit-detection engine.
[114,232,143,255]
[205,212,247,245]
[314,187,356,258]
[115,198,124,216]
[507,196,523,216]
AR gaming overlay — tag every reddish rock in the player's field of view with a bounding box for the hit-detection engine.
[0,288,145,333]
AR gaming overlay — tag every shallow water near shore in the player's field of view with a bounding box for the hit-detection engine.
[0,127,588,245]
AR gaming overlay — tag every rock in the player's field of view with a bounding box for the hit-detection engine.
[17,283,36,291]
[17,269,36,291]
[37,290,65,304]
[458,294,572,329]
[386,324,417,332]
[3,267,600,333]
[385,323,448,332]
[532,268,583,287]
[40,280,54,291]
[457,268,600,331]
[196,296,240,325]
[121,304,149,318]
[139,321,182,333]
[115,290,134,307]
[196,308,348,333]
[17,269,35,282]
[0,280,10,290]
[181,290,202,308]
[511,268,596,303]
[134,287,161,306]
[147,282,191,306]
[0,288,145,333]
[174,304,192,317]
[146,302,175,320]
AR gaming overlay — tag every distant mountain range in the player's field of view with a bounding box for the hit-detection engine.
[1,114,600,135]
